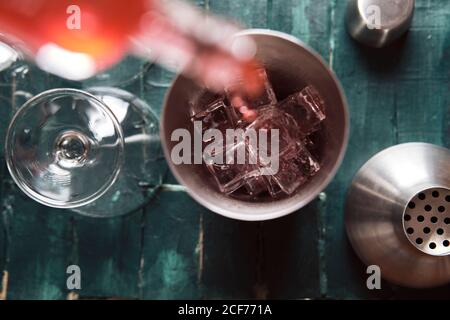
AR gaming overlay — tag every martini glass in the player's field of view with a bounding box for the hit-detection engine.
[5,87,163,217]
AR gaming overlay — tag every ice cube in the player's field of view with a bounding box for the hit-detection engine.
[245,107,300,162]
[191,99,239,138]
[188,90,223,118]
[269,142,320,195]
[244,175,269,196]
[204,141,260,194]
[278,85,326,137]
[302,136,315,150]
[226,68,277,120]
[265,176,284,198]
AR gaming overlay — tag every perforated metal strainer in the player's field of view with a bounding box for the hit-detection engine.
[403,187,450,256]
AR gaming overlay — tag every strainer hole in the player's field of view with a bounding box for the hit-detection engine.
[425,205,432,212]
[417,215,425,222]
[431,216,438,223]
[445,218,450,225]
[438,206,446,213]
[408,202,415,209]
[437,228,444,235]
[446,195,450,202]
[432,191,440,198]
[418,193,426,200]
[423,227,430,234]
[404,214,411,221]
[429,242,437,249]
[443,240,450,247]
[406,227,414,234]
[416,238,423,244]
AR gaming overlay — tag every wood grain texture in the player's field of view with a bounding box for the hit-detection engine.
[71,213,142,298]
[140,191,204,299]
[0,78,10,283]
[5,189,72,299]
[0,0,448,299]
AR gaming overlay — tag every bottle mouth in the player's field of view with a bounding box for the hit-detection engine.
[403,187,450,256]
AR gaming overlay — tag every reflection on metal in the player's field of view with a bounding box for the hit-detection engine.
[346,0,415,47]
[346,143,450,288]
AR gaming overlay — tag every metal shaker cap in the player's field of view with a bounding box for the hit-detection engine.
[345,143,450,288]
[346,0,415,48]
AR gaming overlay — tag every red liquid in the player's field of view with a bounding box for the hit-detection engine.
[0,0,264,95]
[0,0,148,70]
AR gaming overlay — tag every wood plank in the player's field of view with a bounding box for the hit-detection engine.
[143,64,174,115]
[268,0,332,58]
[201,215,259,299]
[208,0,268,28]
[140,191,204,299]
[0,67,14,299]
[138,58,204,299]
[0,83,11,154]
[0,176,7,300]
[5,189,72,299]
[261,202,321,299]
[0,75,11,284]
[72,213,142,298]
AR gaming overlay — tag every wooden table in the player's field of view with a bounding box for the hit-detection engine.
[0,0,449,299]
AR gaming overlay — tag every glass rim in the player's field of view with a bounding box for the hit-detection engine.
[5,88,125,209]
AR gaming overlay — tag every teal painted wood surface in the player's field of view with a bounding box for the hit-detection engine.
[0,0,449,299]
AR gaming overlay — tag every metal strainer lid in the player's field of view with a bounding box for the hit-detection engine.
[403,187,450,256]
[345,143,450,288]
